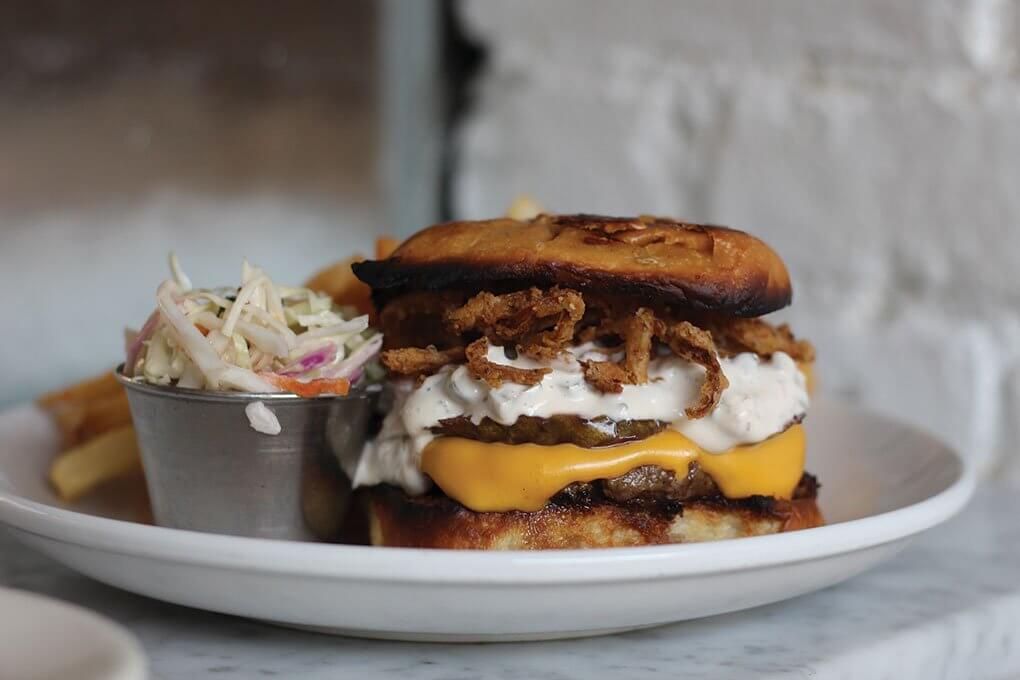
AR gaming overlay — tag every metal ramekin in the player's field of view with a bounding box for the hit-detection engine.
[116,367,379,542]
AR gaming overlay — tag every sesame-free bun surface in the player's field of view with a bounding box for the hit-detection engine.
[353,214,793,316]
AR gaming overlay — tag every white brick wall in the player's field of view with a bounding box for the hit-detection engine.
[455,0,1020,482]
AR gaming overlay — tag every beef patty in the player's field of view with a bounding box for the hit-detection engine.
[428,415,815,506]
[554,467,819,507]
[433,414,668,447]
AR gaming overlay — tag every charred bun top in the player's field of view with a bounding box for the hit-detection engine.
[353,214,792,317]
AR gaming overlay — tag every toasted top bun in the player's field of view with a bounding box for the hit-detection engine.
[354,214,792,316]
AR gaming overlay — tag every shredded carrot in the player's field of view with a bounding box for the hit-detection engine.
[260,374,351,398]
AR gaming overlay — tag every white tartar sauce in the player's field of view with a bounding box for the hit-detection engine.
[346,343,808,494]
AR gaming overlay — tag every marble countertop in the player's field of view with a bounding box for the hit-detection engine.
[3,488,1018,680]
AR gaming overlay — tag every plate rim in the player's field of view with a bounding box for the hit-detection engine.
[0,400,977,585]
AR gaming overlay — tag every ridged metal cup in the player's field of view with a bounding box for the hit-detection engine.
[116,367,378,542]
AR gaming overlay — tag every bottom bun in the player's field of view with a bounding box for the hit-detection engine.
[364,485,824,550]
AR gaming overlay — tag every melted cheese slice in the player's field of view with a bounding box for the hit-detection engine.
[420,425,806,513]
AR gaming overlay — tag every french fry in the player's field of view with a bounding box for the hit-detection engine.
[506,195,544,221]
[78,390,133,443]
[37,370,132,447]
[49,425,142,502]
[375,237,400,260]
[303,255,373,316]
[37,371,120,410]
[48,402,88,447]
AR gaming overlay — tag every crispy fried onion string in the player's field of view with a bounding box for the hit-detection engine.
[653,319,729,419]
[378,289,810,421]
[623,307,655,382]
[465,338,550,388]
[444,287,585,360]
[381,345,465,376]
[579,307,654,392]
[579,360,633,394]
[581,309,727,419]
[708,317,815,362]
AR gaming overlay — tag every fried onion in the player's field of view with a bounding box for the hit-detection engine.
[379,286,812,421]
[708,317,815,362]
[579,307,655,393]
[381,345,465,377]
[653,318,729,419]
[465,338,550,388]
[516,287,585,359]
[445,287,585,360]
[580,359,632,393]
[622,308,655,383]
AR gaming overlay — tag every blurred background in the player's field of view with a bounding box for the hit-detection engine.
[0,1,1017,485]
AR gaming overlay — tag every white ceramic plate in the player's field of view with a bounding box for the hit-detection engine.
[0,586,147,680]
[0,398,975,642]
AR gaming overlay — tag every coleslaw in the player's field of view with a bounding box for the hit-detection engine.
[125,254,383,400]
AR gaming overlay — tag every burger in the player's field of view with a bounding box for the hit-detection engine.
[348,213,821,549]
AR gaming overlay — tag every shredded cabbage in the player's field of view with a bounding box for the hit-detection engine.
[245,401,281,435]
[168,252,193,292]
[128,256,383,396]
